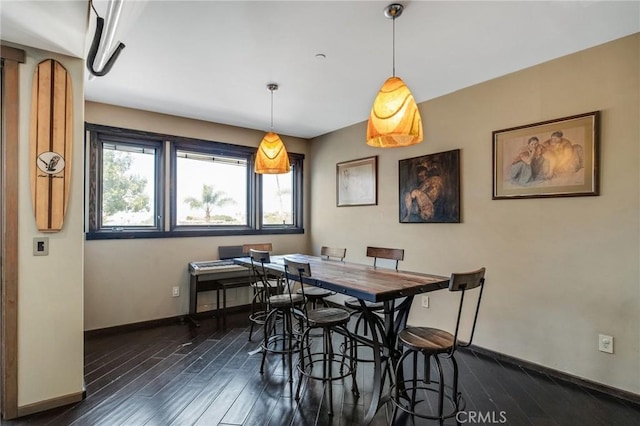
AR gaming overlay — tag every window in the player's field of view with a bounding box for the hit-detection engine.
[102,143,158,228]
[86,128,163,234]
[86,123,304,239]
[262,169,293,226]
[174,149,248,228]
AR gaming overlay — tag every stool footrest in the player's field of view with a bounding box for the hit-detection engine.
[262,334,300,355]
[297,353,354,382]
[390,381,464,421]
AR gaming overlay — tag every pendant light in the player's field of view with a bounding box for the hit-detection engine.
[366,3,423,148]
[255,83,290,174]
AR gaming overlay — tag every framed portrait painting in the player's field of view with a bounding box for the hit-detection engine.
[337,156,377,207]
[399,149,460,223]
[493,111,599,199]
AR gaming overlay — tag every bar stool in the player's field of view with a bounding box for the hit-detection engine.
[344,246,404,365]
[296,246,345,309]
[344,246,404,315]
[284,258,359,416]
[391,268,486,425]
[244,243,281,341]
[254,250,305,391]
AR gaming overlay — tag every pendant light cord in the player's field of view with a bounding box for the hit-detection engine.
[392,14,396,77]
[270,88,274,131]
[266,83,278,132]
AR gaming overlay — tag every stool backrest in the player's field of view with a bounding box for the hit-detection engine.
[243,243,273,254]
[284,258,311,280]
[283,258,312,313]
[250,249,271,264]
[320,246,346,261]
[366,246,404,270]
[249,249,279,290]
[450,267,486,351]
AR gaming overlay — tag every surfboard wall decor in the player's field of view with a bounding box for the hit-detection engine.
[29,59,73,232]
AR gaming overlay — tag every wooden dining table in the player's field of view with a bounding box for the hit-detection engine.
[234,253,450,424]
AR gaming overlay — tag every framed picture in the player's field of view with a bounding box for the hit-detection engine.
[493,111,599,199]
[337,156,378,207]
[399,149,460,223]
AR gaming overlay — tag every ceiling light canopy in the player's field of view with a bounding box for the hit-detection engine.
[366,3,423,148]
[255,83,290,174]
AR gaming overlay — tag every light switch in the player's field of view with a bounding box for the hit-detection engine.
[33,237,49,256]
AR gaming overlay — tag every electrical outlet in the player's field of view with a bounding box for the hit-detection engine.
[598,334,613,354]
[421,295,429,308]
[172,286,180,297]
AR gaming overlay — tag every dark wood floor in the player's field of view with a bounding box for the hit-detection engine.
[4,311,640,426]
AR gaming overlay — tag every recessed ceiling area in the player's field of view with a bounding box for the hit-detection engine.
[2,1,638,139]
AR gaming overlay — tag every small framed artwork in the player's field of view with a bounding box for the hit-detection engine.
[337,156,378,207]
[399,149,460,223]
[493,111,599,199]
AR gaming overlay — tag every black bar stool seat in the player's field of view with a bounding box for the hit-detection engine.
[398,327,455,352]
[306,307,350,326]
[270,292,305,308]
[297,286,334,308]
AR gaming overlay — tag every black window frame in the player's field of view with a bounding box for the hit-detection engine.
[85,123,304,240]
[86,125,165,236]
[170,139,255,233]
[258,160,303,230]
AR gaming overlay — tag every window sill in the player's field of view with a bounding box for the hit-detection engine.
[85,227,304,240]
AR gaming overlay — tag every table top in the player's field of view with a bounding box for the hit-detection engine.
[234,254,449,302]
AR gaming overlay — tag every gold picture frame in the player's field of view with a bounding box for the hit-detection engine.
[493,111,600,199]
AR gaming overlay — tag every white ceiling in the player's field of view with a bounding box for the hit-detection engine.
[2,1,639,139]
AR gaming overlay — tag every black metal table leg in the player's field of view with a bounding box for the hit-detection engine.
[359,295,415,425]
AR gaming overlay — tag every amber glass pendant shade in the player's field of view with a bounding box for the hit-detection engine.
[255,83,290,174]
[255,132,290,174]
[366,76,423,148]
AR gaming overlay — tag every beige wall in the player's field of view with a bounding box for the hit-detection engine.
[8,19,636,418]
[15,48,85,407]
[83,103,311,330]
[310,34,640,394]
